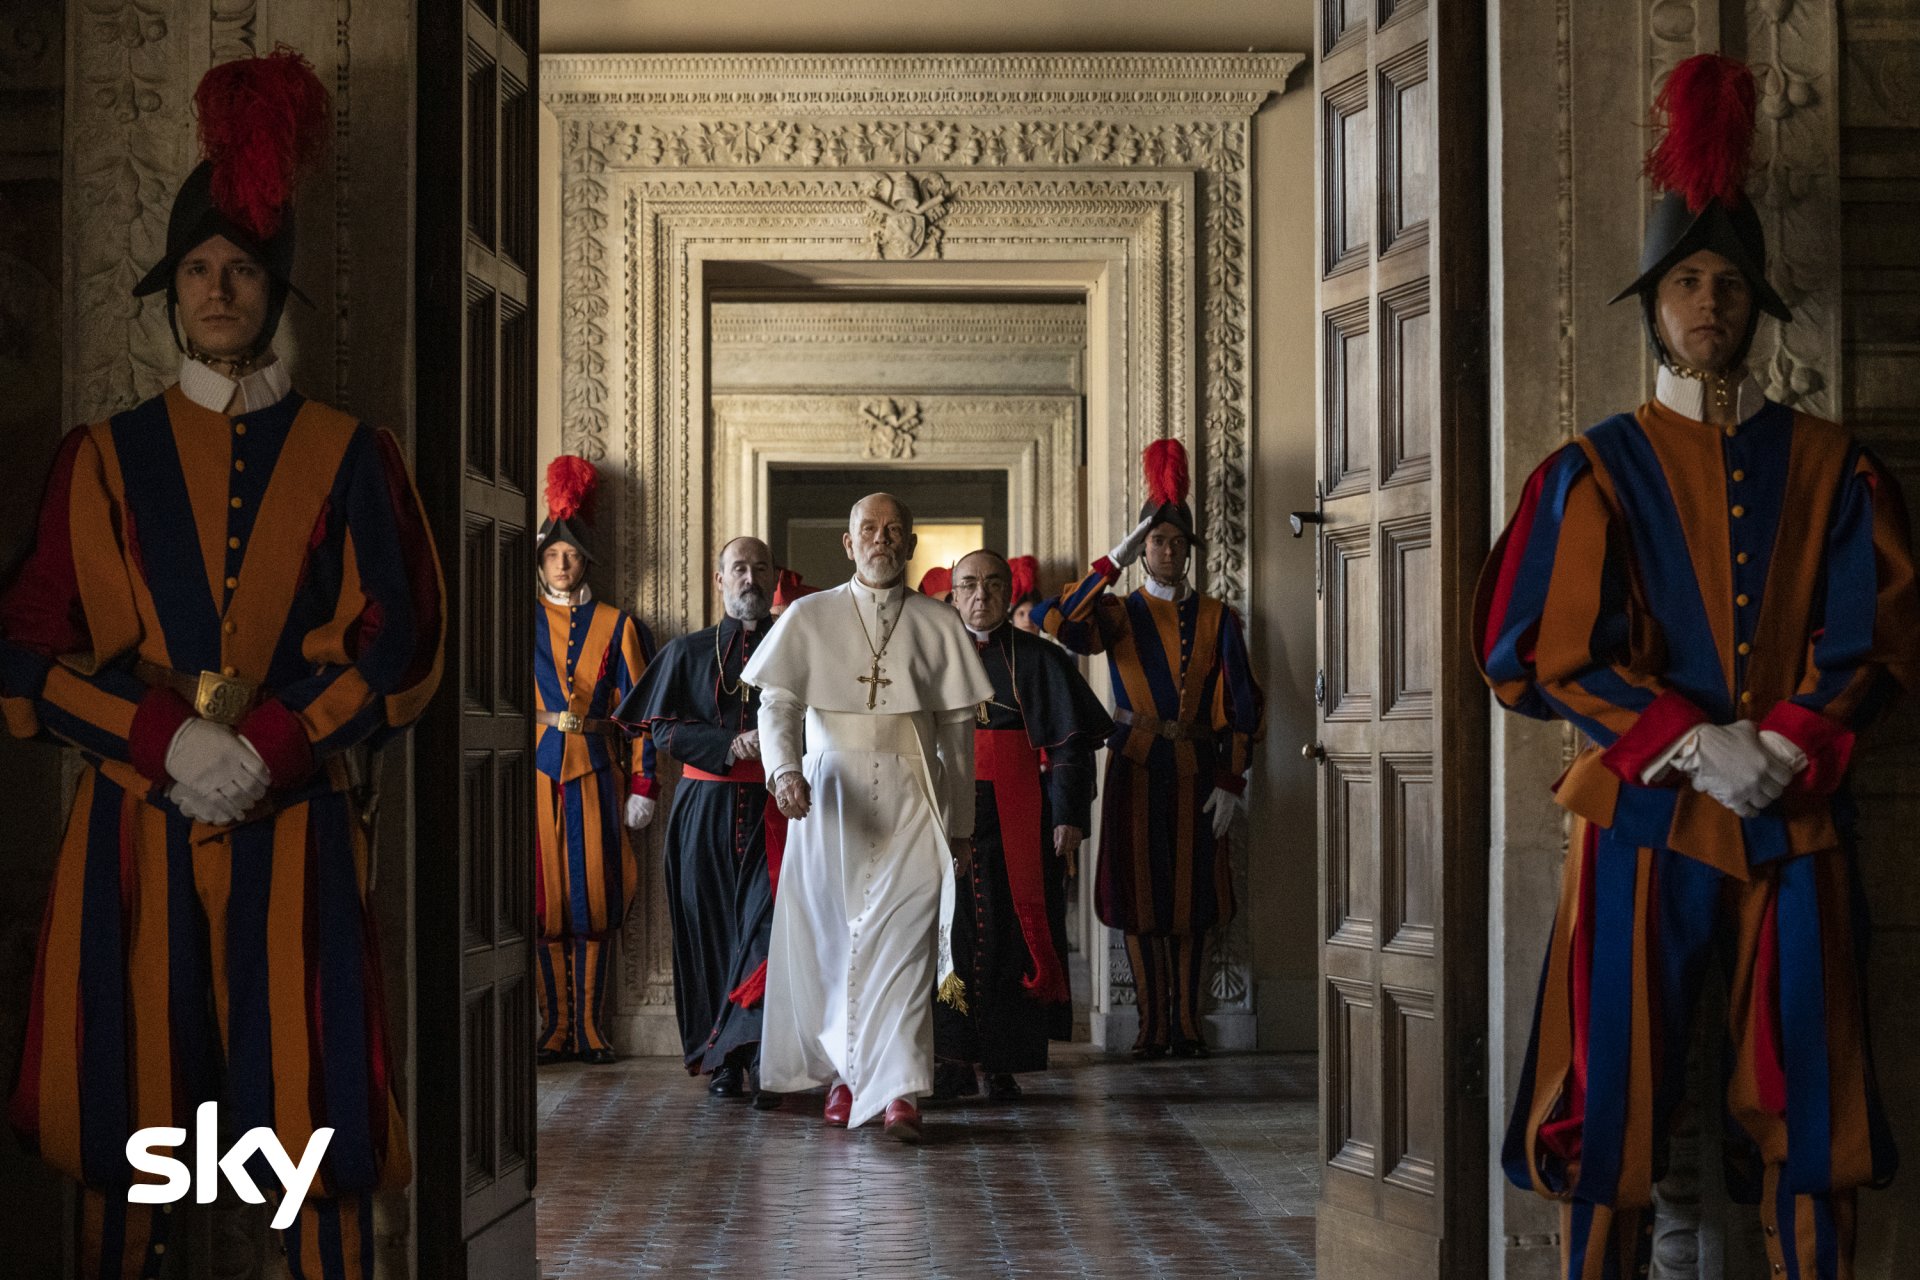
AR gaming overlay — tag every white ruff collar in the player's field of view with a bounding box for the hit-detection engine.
[180,355,291,415]
[1654,364,1767,425]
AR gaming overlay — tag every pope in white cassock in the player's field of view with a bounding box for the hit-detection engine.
[741,494,994,1142]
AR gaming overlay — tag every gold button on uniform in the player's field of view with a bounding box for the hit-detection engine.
[1737,593,1750,606]
[1741,691,1754,705]
[1725,426,1738,438]
[221,666,237,677]
[1737,552,1751,564]
[1732,505,1745,518]
[224,622,237,635]
[235,423,247,436]
[1732,469,1746,482]
[1739,642,1752,655]
[228,536,240,549]
[234,459,246,472]
[230,496,243,509]
[225,576,238,589]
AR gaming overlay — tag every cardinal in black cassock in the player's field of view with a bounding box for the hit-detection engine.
[617,537,785,1101]
[935,550,1113,1099]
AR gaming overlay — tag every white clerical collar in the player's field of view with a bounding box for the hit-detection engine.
[850,576,906,606]
[180,355,292,415]
[965,624,995,642]
[542,583,593,607]
[1142,576,1186,601]
[1654,364,1767,425]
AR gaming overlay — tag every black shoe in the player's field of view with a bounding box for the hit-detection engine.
[1170,1038,1211,1059]
[581,1046,617,1065]
[986,1073,1022,1101]
[1130,1043,1169,1061]
[536,1047,569,1067]
[752,1090,785,1111]
[931,1059,980,1100]
[709,1065,746,1097]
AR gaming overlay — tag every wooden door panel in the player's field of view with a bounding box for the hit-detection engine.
[417,0,540,1273]
[1313,0,1487,1273]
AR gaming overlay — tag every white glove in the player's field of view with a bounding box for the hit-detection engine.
[1107,514,1158,569]
[1672,721,1795,819]
[1201,786,1242,839]
[166,718,271,810]
[1759,729,1808,777]
[625,793,656,830]
[167,781,247,827]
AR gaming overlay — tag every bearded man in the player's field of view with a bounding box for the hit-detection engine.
[619,536,785,1104]
[742,494,993,1142]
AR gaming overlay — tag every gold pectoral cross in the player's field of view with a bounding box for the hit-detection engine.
[858,655,892,709]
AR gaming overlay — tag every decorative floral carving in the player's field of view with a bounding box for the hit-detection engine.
[860,396,923,458]
[70,0,182,419]
[560,174,610,461]
[861,171,951,260]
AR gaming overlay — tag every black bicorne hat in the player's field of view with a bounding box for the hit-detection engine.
[1609,54,1791,358]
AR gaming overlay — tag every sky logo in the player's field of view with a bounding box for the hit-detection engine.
[125,1102,333,1230]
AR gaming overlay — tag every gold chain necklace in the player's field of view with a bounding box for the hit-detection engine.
[850,585,905,710]
[715,624,750,703]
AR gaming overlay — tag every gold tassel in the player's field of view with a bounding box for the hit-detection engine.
[937,971,968,1013]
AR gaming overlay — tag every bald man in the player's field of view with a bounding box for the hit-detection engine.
[740,496,993,1141]
[620,537,784,1103]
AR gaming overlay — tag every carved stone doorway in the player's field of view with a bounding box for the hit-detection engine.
[540,52,1299,1057]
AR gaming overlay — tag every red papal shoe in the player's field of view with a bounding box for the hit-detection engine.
[883,1098,923,1144]
[823,1083,853,1126]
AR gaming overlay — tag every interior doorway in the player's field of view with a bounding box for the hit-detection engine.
[766,465,1007,589]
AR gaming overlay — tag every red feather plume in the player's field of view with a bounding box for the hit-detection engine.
[1644,53,1757,213]
[544,455,599,523]
[1143,438,1190,507]
[918,566,953,599]
[195,46,332,241]
[1007,555,1038,602]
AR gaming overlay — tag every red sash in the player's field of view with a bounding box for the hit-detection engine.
[974,729,1068,1004]
[684,760,788,1009]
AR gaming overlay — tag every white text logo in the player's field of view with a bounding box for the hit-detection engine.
[125,1102,333,1230]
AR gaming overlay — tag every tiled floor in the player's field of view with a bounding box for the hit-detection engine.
[534,1045,1319,1278]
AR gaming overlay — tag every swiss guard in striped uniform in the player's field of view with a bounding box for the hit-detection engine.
[934,550,1111,1100]
[617,536,784,1103]
[0,50,443,1280]
[1037,441,1265,1058]
[533,456,657,1065]
[1476,55,1918,1280]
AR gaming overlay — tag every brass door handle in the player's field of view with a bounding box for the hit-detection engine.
[1302,741,1327,763]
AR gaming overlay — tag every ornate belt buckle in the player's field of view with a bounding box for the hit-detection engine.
[194,670,259,726]
[1158,720,1180,741]
[556,711,585,734]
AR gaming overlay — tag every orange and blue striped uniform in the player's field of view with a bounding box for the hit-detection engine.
[1476,393,1919,1280]
[1037,558,1264,1049]
[534,594,654,1058]
[0,384,444,1280]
